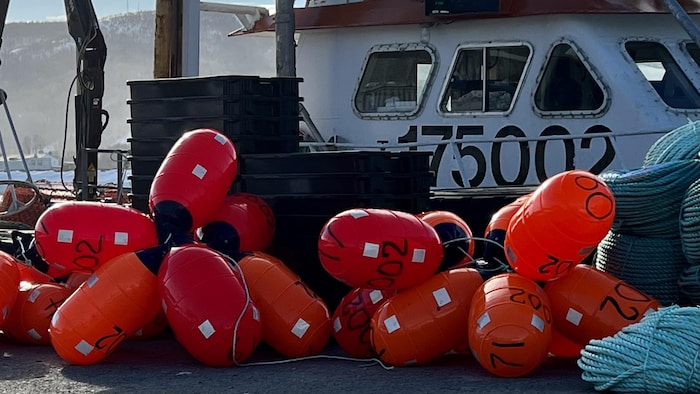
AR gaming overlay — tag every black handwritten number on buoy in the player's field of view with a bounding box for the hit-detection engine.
[490,342,525,369]
[598,283,649,321]
[95,325,128,355]
[539,255,574,276]
[366,239,408,288]
[509,287,551,323]
[574,176,614,220]
[72,236,104,270]
[44,296,68,319]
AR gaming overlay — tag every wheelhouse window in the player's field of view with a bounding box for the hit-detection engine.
[440,45,529,113]
[535,44,604,112]
[354,46,434,115]
[627,41,700,109]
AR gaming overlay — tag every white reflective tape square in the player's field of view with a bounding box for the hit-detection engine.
[333,317,342,333]
[28,289,41,303]
[292,318,310,338]
[87,274,99,288]
[369,289,384,304]
[383,315,400,334]
[349,210,369,219]
[412,249,426,263]
[214,134,227,145]
[192,164,207,179]
[566,308,583,326]
[198,320,215,339]
[114,232,129,246]
[252,306,260,321]
[477,312,491,330]
[57,229,73,243]
[27,329,42,340]
[363,243,379,258]
[531,314,545,333]
[75,340,94,356]
[433,287,452,308]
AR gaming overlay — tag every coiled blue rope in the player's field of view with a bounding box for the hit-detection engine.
[680,178,700,265]
[578,305,700,393]
[643,120,700,167]
[596,230,688,306]
[599,160,700,238]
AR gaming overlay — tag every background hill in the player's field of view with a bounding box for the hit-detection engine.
[0,11,275,161]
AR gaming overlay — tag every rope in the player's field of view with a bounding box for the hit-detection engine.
[679,265,700,305]
[643,120,700,167]
[599,160,700,238]
[595,230,688,306]
[680,178,700,265]
[578,305,700,393]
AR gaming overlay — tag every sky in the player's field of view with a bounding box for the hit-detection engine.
[6,0,283,22]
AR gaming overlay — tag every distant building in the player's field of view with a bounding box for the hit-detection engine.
[1,153,76,172]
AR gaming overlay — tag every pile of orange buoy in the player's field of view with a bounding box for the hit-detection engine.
[0,129,663,380]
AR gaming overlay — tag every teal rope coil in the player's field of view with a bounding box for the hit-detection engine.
[599,160,700,238]
[643,120,700,167]
[578,305,700,393]
[680,178,700,265]
[596,230,688,306]
[679,265,700,305]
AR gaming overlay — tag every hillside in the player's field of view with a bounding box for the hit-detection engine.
[0,11,275,158]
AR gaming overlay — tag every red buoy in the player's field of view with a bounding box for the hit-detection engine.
[197,192,276,254]
[505,170,614,282]
[318,208,443,290]
[332,287,397,358]
[482,194,530,267]
[468,273,552,378]
[16,263,54,285]
[416,210,475,271]
[237,252,331,358]
[149,129,238,241]
[4,282,71,345]
[0,252,20,326]
[34,201,159,278]
[50,247,165,365]
[158,244,261,366]
[371,267,484,366]
[543,264,661,346]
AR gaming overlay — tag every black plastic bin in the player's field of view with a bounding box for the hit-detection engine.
[129,96,301,120]
[127,75,302,100]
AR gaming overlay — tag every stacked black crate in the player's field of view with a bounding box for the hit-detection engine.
[127,75,302,212]
[234,150,433,310]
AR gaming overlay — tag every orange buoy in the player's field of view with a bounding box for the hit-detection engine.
[63,271,92,292]
[16,263,54,284]
[543,264,661,346]
[371,267,484,366]
[3,282,71,345]
[237,251,331,358]
[49,247,166,365]
[318,208,443,290]
[504,170,615,282]
[468,273,552,378]
[0,252,20,326]
[416,210,475,271]
[150,129,238,243]
[482,195,530,268]
[332,287,397,358]
[34,201,159,278]
[197,192,276,255]
[130,309,169,340]
[548,328,583,358]
[158,244,261,366]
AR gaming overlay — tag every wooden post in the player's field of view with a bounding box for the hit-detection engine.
[276,0,296,77]
[154,0,183,78]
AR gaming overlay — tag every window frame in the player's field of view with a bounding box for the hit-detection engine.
[437,41,533,117]
[352,42,438,120]
[533,39,609,118]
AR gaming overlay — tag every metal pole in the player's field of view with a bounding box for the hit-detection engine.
[662,0,700,48]
[276,0,296,77]
[181,0,200,76]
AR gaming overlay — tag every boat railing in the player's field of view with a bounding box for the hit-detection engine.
[301,128,670,190]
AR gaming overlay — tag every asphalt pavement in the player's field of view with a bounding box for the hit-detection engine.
[0,333,598,394]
